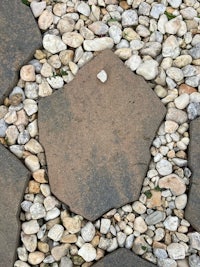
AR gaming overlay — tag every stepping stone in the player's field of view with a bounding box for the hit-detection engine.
[0,0,41,103]
[92,248,156,267]
[0,144,30,266]
[38,49,166,221]
[185,117,200,232]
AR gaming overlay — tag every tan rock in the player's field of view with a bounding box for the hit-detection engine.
[28,251,44,265]
[38,10,53,30]
[61,232,77,243]
[51,244,70,261]
[133,217,147,233]
[146,190,162,208]
[20,65,35,82]
[38,241,49,253]
[159,174,186,196]
[62,215,82,234]
[14,110,29,126]
[28,180,40,194]
[153,241,167,250]
[25,139,44,154]
[33,169,48,183]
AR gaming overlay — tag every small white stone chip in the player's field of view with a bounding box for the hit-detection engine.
[97,70,107,83]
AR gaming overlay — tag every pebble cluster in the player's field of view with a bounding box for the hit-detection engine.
[0,0,200,266]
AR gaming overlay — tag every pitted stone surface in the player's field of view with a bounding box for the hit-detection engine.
[92,248,156,267]
[0,144,30,266]
[39,49,166,221]
[0,0,41,103]
[185,117,200,232]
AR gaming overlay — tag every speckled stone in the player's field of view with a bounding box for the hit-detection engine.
[39,50,166,221]
[0,0,41,103]
[0,144,30,266]
[185,117,200,232]
[92,248,156,267]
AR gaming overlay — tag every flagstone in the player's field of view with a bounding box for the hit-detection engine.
[0,0,41,103]
[92,248,156,267]
[185,117,200,232]
[0,144,30,266]
[38,49,166,221]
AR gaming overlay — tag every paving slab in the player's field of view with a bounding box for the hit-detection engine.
[0,144,30,267]
[0,0,41,103]
[38,49,166,221]
[185,117,200,232]
[92,248,156,267]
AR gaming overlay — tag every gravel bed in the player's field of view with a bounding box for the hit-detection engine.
[0,0,200,266]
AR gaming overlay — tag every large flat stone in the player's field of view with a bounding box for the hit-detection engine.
[0,144,30,267]
[92,248,156,267]
[185,117,200,232]
[38,49,166,221]
[0,0,41,103]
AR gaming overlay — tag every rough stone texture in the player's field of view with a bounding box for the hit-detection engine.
[185,117,200,232]
[39,49,166,221]
[0,144,30,266]
[0,0,41,103]
[92,248,156,267]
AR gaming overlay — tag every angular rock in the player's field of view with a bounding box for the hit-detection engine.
[185,117,200,232]
[92,248,156,267]
[0,0,41,103]
[38,50,166,221]
[0,144,30,266]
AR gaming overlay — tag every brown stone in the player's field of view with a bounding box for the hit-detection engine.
[185,117,200,232]
[0,0,41,103]
[179,84,197,95]
[38,49,166,221]
[0,144,30,266]
[92,248,156,267]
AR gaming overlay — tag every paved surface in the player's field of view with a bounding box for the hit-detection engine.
[0,144,30,267]
[38,49,166,221]
[0,0,41,103]
[185,117,200,232]
[92,248,156,267]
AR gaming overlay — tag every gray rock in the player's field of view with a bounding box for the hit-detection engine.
[167,243,185,260]
[166,108,188,124]
[140,42,162,58]
[150,3,166,19]
[182,65,197,77]
[30,203,46,219]
[24,82,38,99]
[163,216,179,231]
[117,232,126,247]
[81,222,96,242]
[43,34,66,54]
[121,10,138,27]
[189,43,200,59]
[156,159,172,176]
[189,254,200,267]
[162,35,180,59]
[187,102,200,120]
[109,25,122,44]
[60,256,73,267]
[145,211,166,225]
[188,232,200,250]
[0,118,8,137]
[153,248,168,259]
